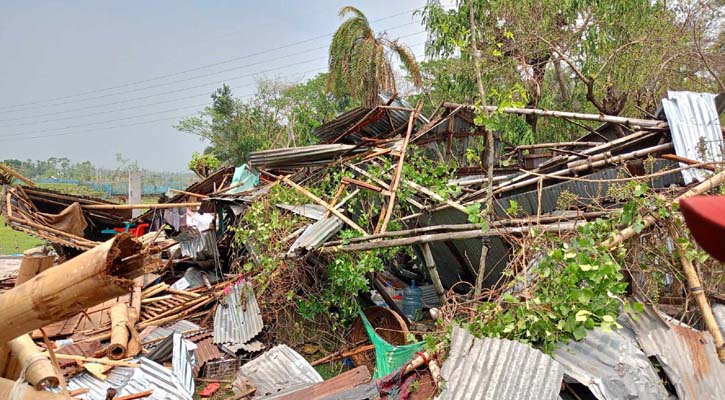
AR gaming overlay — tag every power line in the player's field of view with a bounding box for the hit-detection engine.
[0,7,424,111]
[0,66,328,137]
[0,23,423,117]
[0,50,427,143]
[0,30,427,125]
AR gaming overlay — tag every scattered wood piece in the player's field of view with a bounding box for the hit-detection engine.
[43,354,140,368]
[114,390,154,400]
[311,344,375,366]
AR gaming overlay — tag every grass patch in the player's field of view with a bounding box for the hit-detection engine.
[0,216,43,255]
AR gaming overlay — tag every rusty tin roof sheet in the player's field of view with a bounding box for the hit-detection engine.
[624,305,725,400]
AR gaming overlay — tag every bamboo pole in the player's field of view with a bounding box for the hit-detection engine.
[0,377,67,399]
[310,344,375,366]
[15,254,55,287]
[0,234,146,343]
[377,104,422,233]
[323,211,606,247]
[108,304,129,360]
[81,202,201,210]
[43,354,139,368]
[441,102,665,128]
[321,221,580,254]
[421,243,445,304]
[482,142,674,200]
[668,225,725,361]
[0,163,35,186]
[279,176,366,235]
[167,189,208,198]
[7,254,61,390]
[604,170,725,249]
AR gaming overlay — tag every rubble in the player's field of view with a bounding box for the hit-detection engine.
[0,91,723,399]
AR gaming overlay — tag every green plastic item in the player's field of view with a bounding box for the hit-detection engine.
[359,310,424,379]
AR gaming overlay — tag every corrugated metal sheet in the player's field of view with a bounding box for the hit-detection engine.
[436,326,563,400]
[420,284,443,308]
[662,91,723,184]
[624,305,725,400]
[172,332,195,397]
[175,227,220,261]
[288,216,344,256]
[213,281,264,349]
[238,344,323,398]
[713,303,725,335]
[193,337,227,376]
[60,357,193,400]
[142,320,201,345]
[276,203,326,220]
[314,95,429,144]
[554,324,669,399]
[249,144,367,169]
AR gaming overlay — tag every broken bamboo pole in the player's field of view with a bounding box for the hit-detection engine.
[421,243,445,304]
[108,304,130,360]
[441,102,666,128]
[603,170,725,249]
[0,163,35,187]
[377,104,422,233]
[81,202,201,210]
[0,234,146,343]
[668,225,725,362]
[320,221,580,254]
[482,142,674,200]
[7,254,60,390]
[0,377,67,399]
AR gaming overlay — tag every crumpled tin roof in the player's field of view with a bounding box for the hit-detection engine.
[238,344,323,398]
[59,357,193,400]
[624,305,725,400]
[287,216,344,256]
[213,280,264,349]
[554,324,669,399]
[142,320,201,346]
[662,91,723,184]
[313,94,428,144]
[436,326,563,400]
[249,144,367,169]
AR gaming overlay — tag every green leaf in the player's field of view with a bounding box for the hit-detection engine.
[573,325,587,340]
[602,315,615,322]
[575,310,592,322]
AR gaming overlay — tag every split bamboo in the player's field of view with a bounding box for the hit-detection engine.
[108,304,130,360]
[0,234,146,343]
[7,254,60,390]
[0,377,66,399]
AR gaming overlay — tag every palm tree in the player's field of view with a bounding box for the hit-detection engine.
[328,6,422,107]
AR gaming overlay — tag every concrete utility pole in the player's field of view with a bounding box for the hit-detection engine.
[128,171,143,218]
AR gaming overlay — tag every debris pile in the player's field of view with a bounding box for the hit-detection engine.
[0,91,723,399]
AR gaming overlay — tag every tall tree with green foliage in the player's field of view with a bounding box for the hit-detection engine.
[420,0,723,142]
[328,6,423,107]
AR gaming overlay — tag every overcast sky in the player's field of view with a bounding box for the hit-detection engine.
[0,0,427,171]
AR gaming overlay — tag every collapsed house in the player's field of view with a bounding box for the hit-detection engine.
[0,90,724,399]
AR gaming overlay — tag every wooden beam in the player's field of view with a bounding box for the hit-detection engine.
[82,202,201,210]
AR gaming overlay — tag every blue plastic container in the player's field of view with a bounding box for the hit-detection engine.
[402,280,423,321]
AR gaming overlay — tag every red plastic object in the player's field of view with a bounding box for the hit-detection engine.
[679,196,725,262]
[200,382,220,397]
[130,223,149,237]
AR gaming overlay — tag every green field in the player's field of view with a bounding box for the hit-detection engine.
[0,215,43,255]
